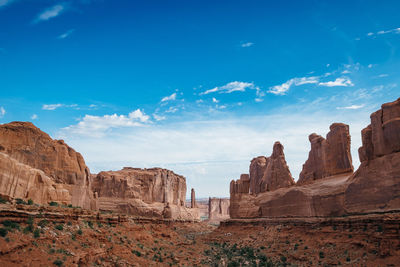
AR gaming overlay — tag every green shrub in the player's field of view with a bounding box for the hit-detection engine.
[49,202,58,207]
[87,221,93,229]
[2,220,20,230]
[319,251,325,259]
[77,229,83,235]
[27,216,34,225]
[24,224,34,234]
[38,219,49,227]
[132,250,141,257]
[346,256,351,262]
[0,196,7,204]
[280,256,287,262]
[27,199,34,205]
[377,225,383,232]
[16,198,27,205]
[33,228,40,238]
[53,259,63,266]
[55,224,64,231]
[0,227,8,237]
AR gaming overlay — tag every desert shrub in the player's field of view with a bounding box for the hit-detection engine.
[87,221,93,229]
[294,243,299,250]
[346,256,351,262]
[319,251,325,258]
[0,196,8,204]
[55,224,64,231]
[280,256,287,262]
[0,227,8,237]
[38,219,49,227]
[27,216,34,225]
[377,225,383,232]
[27,199,34,205]
[16,198,27,205]
[49,202,58,207]
[2,220,20,230]
[24,225,34,233]
[33,228,40,238]
[53,259,63,266]
[132,250,141,257]
[77,229,82,235]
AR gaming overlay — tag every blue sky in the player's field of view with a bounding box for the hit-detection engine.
[0,0,399,197]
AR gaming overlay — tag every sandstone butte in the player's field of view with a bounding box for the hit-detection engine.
[230,97,400,219]
[0,121,199,221]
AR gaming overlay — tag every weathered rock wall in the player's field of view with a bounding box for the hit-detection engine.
[91,167,199,220]
[0,122,96,209]
[297,123,353,185]
[208,197,230,222]
[230,98,400,219]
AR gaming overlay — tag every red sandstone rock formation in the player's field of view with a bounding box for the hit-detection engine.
[248,142,295,194]
[230,174,250,195]
[0,122,97,209]
[191,188,196,208]
[208,197,230,222]
[229,98,400,219]
[297,123,353,185]
[345,97,400,213]
[91,167,199,220]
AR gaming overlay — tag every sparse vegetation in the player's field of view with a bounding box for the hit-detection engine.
[33,228,40,238]
[49,202,59,207]
[55,224,64,231]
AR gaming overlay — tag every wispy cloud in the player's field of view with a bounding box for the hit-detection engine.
[366,27,400,37]
[319,77,354,87]
[200,81,258,95]
[42,104,64,110]
[212,97,219,103]
[161,92,177,102]
[58,29,75,39]
[268,76,319,95]
[0,107,5,117]
[337,104,365,110]
[42,103,78,110]
[61,109,150,137]
[153,114,166,121]
[31,114,38,120]
[34,4,66,23]
[241,42,254,48]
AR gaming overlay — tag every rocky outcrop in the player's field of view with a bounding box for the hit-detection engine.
[229,98,400,219]
[208,197,230,222]
[191,188,196,208]
[345,97,400,213]
[0,122,97,209]
[249,156,268,194]
[297,123,353,185]
[260,142,295,192]
[230,174,250,195]
[91,167,199,221]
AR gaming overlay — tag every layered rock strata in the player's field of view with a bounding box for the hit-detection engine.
[230,98,400,219]
[208,197,230,222]
[0,122,97,209]
[91,167,199,220]
[297,123,353,185]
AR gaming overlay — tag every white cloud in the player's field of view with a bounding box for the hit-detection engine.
[35,4,65,23]
[255,98,263,102]
[341,70,351,74]
[161,92,177,102]
[0,106,5,117]
[212,97,219,103]
[241,42,254,48]
[319,77,354,87]
[61,109,151,137]
[153,114,166,121]
[367,27,400,37]
[0,0,15,7]
[200,81,258,95]
[42,104,63,110]
[368,64,373,68]
[58,106,371,197]
[377,74,389,78]
[58,29,75,39]
[337,104,365,110]
[31,114,38,120]
[268,76,319,95]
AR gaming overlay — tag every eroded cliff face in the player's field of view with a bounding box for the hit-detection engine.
[0,122,96,209]
[208,197,230,222]
[249,142,295,194]
[229,98,400,219]
[297,123,354,185]
[91,167,199,220]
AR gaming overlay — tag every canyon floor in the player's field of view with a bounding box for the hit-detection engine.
[0,204,399,266]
